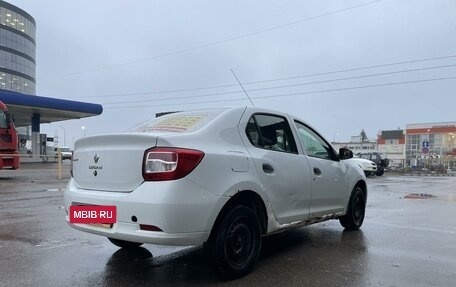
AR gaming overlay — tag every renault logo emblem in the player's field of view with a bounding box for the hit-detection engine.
[94,154,100,163]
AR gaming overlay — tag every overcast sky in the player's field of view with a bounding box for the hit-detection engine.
[8,0,456,147]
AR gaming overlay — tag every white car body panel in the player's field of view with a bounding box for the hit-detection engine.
[305,156,348,217]
[290,117,362,217]
[238,110,313,224]
[65,178,218,245]
[72,134,158,192]
[64,106,366,246]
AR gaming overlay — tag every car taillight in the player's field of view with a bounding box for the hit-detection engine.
[143,147,204,181]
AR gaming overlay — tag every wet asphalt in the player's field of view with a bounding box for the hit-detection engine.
[1,163,455,287]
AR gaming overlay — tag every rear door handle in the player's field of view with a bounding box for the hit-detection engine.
[313,167,322,175]
[262,163,274,174]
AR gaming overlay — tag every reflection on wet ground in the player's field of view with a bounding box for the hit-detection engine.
[1,165,455,286]
[80,227,369,287]
[404,193,437,199]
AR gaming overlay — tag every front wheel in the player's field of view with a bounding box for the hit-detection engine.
[108,237,143,249]
[340,186,366,231]
[210,206,262,279]
[376,169,384,176]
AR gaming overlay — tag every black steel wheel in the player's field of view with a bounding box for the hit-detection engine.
[340,186,366,231]
[211,206,262,279]
[108,237,143,249]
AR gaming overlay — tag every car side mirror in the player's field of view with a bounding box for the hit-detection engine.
[339,148,353,160]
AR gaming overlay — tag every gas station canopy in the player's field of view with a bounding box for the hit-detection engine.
[0,91,103,126]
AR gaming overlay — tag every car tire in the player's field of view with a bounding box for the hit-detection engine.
[339,186,366,231]
[376,169,384,176]
[210,205,262,279]
[108,237,143,249]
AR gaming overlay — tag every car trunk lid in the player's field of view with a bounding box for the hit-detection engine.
[72,133,157,192]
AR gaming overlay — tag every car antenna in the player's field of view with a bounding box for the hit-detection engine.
[231,69,255,106]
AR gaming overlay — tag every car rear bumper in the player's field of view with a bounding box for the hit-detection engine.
[66,220,210,246]
[64,178,227,246]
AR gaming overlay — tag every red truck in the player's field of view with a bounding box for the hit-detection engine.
[0,101,19,170]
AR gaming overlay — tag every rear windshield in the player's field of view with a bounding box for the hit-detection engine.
[129,108,228,133]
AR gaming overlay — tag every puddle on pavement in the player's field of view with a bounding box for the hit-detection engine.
[404,193,437,199]
[45,188,64,192]
[0,233,42,246]
[31,188,64,192]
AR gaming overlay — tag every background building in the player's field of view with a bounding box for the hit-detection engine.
[332,130,378,154]
[0,0,35,95]
[0,1,102,161]
[377,130,405,166]
[0,0,35,153]
[405,122,456,169]
[332,138,377,154]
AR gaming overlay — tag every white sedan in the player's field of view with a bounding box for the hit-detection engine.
[64,107,367,278]
[347,155,377,177]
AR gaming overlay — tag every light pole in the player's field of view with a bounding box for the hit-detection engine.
[452,134,456,171]
[427,129,431,170]
[58,126,66,146]
[81,126,86,137]
[452,133,456,152]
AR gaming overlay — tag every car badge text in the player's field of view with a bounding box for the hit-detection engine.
[90,154,102,175]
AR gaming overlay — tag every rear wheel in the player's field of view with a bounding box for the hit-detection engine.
[340,186,366,231]
[210,206,262,279]
[376,169,384,176]
[108,237,143,249]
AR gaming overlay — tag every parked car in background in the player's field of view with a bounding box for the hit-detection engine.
[64,107,367,279]
[55,146,72,160]
[357,152,389,176]
[347,154,377,177]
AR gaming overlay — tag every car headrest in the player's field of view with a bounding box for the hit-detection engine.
[261,127,277,146]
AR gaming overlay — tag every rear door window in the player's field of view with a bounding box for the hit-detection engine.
[245,114,297,154]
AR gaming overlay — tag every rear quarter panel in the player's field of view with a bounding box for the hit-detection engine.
[154,107,272,231]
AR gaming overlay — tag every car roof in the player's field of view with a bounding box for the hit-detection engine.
[129,106,303,133]
[128,106,323,141]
